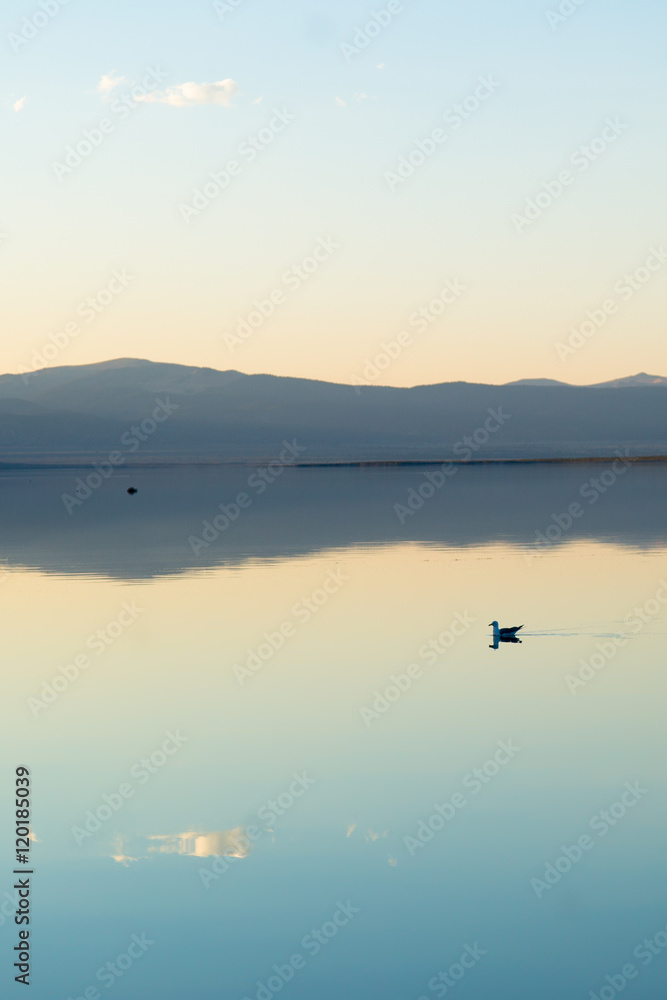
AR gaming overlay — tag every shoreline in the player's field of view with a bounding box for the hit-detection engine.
[1,455,667,471]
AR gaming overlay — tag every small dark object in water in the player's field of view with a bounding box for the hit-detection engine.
[127,487,138,495]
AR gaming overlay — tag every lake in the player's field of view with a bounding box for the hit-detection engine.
[2,462,667,999]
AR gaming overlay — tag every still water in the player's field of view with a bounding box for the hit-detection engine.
[2,463,667,999]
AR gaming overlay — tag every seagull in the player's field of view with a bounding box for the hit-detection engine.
[489,621,523,640]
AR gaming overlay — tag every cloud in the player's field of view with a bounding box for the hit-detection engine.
[98,72,126,95]
[137,79,238,108]
[346,823,357,838]
[110,835,139,866]
[335,96,347,107]
[13,96,27,113]
[109,828,252,865]
[112,853,140,866]
[147,829,251,858]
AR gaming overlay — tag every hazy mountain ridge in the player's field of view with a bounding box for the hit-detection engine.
[0,359,665,462]
[507,372,667,389]
[589,372,667,388]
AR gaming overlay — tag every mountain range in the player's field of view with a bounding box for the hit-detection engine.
[0,359,665,464]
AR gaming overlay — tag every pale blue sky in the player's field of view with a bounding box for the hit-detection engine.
[2,0,666,384]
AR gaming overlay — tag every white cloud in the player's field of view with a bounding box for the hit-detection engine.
[335,96,347,107]
[147,829,251,858]
[137,79,238,108]
[13,96,27,113]
[98,72,126,95]
[112,853,140,866]
[377,63,386,70]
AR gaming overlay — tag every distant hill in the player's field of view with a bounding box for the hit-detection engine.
[0,359,665,463]
[505,378,571,387]
[589,372,667,388]
[506,372,667,389]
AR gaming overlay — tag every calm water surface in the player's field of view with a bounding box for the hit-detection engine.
[2,464,667,999]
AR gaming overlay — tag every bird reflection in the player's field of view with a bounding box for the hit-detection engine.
[489,635,523,650]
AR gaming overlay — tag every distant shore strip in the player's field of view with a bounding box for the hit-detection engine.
[1,455,667,471]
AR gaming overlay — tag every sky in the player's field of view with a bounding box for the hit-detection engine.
[2,0,666,387]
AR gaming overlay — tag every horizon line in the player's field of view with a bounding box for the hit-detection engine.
[3,357,666,391]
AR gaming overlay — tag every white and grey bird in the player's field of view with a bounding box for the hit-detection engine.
[489,620,524,640]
